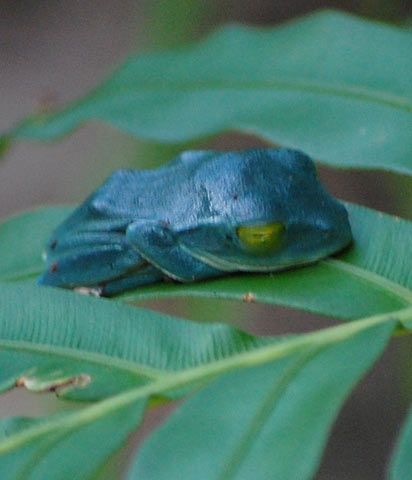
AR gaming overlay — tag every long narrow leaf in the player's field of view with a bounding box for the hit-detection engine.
[2,11,411,173]
[0,402,144,480]
[123,203,412,319]
[2,203,411,321]
[129,322,393,479]
[0,315,400,480]
[0,283,268,401]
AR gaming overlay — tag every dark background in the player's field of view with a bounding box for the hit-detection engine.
[1,1,412,478]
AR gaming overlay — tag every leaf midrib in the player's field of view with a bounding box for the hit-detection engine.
[216,349,318,480]
[0,306,409,455]
[0,339,162,381]
[94,78,412,113]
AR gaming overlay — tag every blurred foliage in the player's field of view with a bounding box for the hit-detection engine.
[2,12,411,174]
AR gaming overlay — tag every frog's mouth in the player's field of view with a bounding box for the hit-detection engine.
[182,248,317,272]
[182,234,352,273]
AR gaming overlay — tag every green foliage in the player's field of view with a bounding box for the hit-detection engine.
[0,9,411,480]
[2,203,411,321]
[0,282,272,401]
[0,312,405,480]
[2,11,412,174]
[0,404,145,480]
[130,323,393,480]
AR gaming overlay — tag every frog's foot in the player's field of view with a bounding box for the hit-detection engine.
[40,250,164,297]
[38,242,144,290]
[72,266,163,297]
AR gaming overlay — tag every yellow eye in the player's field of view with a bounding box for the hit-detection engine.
[236,223,285,255]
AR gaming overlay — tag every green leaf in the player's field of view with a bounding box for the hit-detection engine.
[0,282,268,401]
[0,206,73,282]
[2,11,412,173]
[3,202,410,321]
[129,322,393,480]
[117,202,412,320]
[389,404,412,479]
[0,312,400,480]
[0,402,144,480]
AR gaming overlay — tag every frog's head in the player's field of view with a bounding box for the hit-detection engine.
[182,148,352,272]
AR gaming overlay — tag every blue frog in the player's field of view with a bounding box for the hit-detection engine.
[39,148,352,296]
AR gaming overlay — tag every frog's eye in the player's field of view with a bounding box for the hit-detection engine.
[236,223,285,255]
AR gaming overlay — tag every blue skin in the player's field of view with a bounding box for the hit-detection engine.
[38,148,352,296]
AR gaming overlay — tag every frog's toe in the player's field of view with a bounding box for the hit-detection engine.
[38,244,144,290]
[73,286,103,297]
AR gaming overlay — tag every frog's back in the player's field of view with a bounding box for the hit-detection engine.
[85,166,183,219]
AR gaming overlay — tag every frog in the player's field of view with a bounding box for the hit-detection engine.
[38,148,352,296]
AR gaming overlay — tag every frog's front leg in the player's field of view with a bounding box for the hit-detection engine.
[126,221,221,282]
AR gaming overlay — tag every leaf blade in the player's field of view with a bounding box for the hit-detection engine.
[0,403,145,480]
[0,312,400,480]
[120,202,412,318]
[2,11,412,173]
[2,202,411,321]
[0,283,270,400]
[129,322,394,480]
